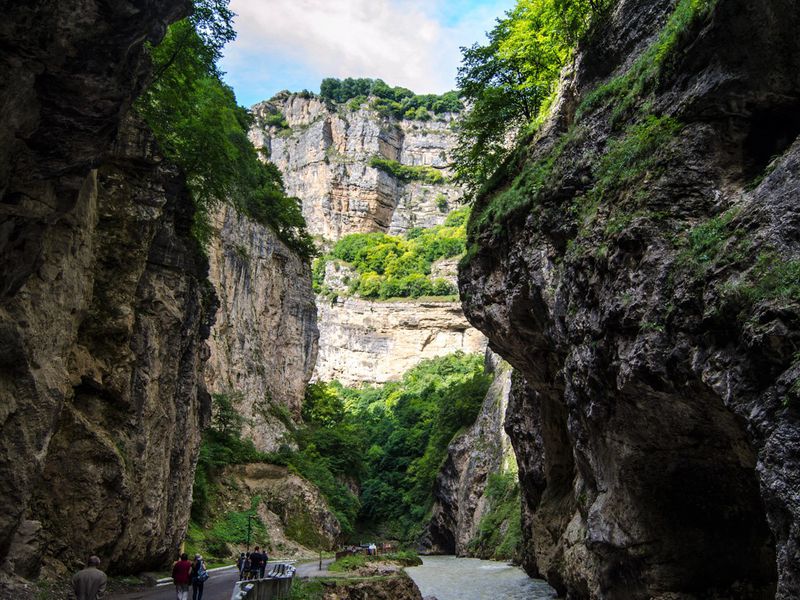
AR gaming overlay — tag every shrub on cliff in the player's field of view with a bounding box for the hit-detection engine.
[322,219,466,300]
[136,0,315,259]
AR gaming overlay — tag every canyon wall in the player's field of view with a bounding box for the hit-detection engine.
[314,295,485,386]
[424,353,516,555]
[250,94,486,385]
[0,0,217,582]
[205,206,318,451]
[250,94,462,239]
[460,0,800,598]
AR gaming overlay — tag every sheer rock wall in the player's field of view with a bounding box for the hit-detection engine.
[205,206,319,452]
[460,0,800,598]
[424,354,515,555]
[249,94,462,239]
[0,0,219,581]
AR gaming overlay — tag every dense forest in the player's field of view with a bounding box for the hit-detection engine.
[188,353,492,555]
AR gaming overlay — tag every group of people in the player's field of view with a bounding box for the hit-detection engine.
[172,552,209,600]
[236,545,269,580]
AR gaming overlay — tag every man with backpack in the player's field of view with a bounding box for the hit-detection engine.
[190,554,209,600]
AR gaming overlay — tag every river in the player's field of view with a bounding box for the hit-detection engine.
[406,555,556,600]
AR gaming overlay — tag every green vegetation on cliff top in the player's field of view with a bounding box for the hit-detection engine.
[320,77,462,120]
[314,207,469,301]
[136,0,314,259]
[462,0,717,249]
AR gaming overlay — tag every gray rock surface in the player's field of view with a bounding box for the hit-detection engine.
[206,206,319,451]
[460,0,800,598]
[0,0,214,583]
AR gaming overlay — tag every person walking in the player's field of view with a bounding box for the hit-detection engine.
[190,554,208,600]
[236,552,246,580]
[172,553,192,600]
[249,547,263,580]
[71,555,107,600]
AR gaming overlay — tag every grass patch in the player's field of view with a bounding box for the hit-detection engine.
[328,551,422,572]
[684,207,742,265]
[726,252,800,306]
[577,0,718,123]
[369,156,446,184]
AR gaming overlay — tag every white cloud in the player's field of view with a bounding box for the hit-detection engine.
[224,0,511,96]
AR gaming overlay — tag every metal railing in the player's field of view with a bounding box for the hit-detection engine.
[230,563,296,600]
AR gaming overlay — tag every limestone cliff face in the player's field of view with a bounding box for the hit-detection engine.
[251,92,485,386]
[314,295,485,386]
[205,206,319,452]
[249,94,462,239]
[0,0,216,582]
[424,354,515,555]
[460,0,800,598]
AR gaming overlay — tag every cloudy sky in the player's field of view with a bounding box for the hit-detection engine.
[219,0,515,107]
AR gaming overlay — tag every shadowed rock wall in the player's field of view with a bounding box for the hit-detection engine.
[0,0,219,581]
[460,0,800,597]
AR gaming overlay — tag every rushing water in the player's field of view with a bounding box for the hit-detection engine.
[406,555,556,600]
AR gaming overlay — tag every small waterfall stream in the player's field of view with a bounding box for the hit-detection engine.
[406,555,556,599]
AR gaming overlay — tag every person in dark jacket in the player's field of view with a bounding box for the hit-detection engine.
[172,553,192,600]
[249,546,263,579]
[190,554,207,600]
[72,555,107,600]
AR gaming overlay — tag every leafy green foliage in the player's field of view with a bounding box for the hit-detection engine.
[345,353,493,537]
[191,393,265,523]
[454,0,611,197]
[467,471,522,560]
[369,157,446,185]
[136,0,314,258]
[320,218,467,300]
[320,78,462,119]
[284,383,365,537]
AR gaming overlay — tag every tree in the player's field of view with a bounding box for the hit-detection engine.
[453,0,610,198]
[136,0,314,258]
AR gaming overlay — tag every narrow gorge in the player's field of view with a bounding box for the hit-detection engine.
[1,1,799,599]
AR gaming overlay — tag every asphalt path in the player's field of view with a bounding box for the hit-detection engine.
[109,560,335,600]
[109,566,240,600]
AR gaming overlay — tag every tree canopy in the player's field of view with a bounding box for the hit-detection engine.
[319,77,463,120]
[453,0,610,198]
[136,0,314,258]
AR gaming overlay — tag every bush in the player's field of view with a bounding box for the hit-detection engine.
[369,157,446,185]
[325,221,466,300]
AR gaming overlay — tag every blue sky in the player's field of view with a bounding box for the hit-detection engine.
[219,0,515,107]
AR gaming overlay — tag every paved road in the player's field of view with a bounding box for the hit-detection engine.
[110,567,240,600]
[109,560,334,600]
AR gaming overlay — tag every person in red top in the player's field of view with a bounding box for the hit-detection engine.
[172,553,193,600]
